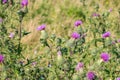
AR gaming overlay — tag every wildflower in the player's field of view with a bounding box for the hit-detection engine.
[9,32,15,38]
[116,77,120,80]
[71,32,80,39]
[117,39,120,43]
[102,31,110,38]
[21,0,28,7]
[2,0,7,4]
[37,24,46,31]
[0,54,4,63]
[57,50,62,56]
[74,20,82,27]
[92,13,100,17]
[100,52,110,62]
[112,41,116,44]
[109,8,112,12]
[75,62,84,71]
[87,71,95,80]
[32,62,37,66]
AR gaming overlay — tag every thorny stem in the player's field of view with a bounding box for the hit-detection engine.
[18,18,22,55]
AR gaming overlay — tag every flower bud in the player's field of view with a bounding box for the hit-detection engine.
[1,71,7,80]
[72,74,80,80]
[75,62,84,71]
[9,32,15,38]
[40,30,48,40]
[57,51,63,65]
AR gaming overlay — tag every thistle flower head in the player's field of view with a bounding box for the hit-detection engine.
[32,62,37,66]
[74,20,82,27]
[109,8,112,12]
[71,32,80,39]
[101,52,110,62]
[0,54,4,63]
[2,0,8,4]
[9,32,15,38]
[21,0,28,7]
[116,77,120,80]
[117,39,120,43]
[92,13,100,17]
[87,71,95,80]
[75,62,84,71]
[102,31,111,38]
[37,24,46,31]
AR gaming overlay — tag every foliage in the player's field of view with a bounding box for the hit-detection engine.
[0,0,120,80]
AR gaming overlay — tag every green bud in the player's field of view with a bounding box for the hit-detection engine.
[72,74,80,80]
[57,55,63,65]
[57,51,63,65]
[1,71,7,80]
[63,63,69,71]
[25,68,30,73]
[40,30,48,40]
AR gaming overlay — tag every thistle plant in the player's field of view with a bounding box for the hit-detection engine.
[0,0,120,80]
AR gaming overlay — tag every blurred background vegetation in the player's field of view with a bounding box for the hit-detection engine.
[21,0,120,57]
[1,0,120,79]
[1,0,120,68]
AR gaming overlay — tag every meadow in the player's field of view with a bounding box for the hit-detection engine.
[0,0,120,80]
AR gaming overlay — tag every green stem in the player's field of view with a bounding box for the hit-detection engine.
[102,26,106,48]
[18,20,22,55]
[93,32,97,47]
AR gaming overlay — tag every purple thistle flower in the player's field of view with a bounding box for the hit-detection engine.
[112,41,116,44]
[2,0,8,4]
[37,24,46,31]
[102,31,111,38]
[21,0,28,7]
[57,51,62,56]
[116,77,120,80]
[117,39,120,43]
[9,33,15,38]
[71,32,80,39]
[92,13,100,17]
[100,52,110,62]
[75,62,84,71]
[109,8,112,12]
[87,71,95,80]
[74,20,82,27]
[32,62,37,66]
[0,54,4,63]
